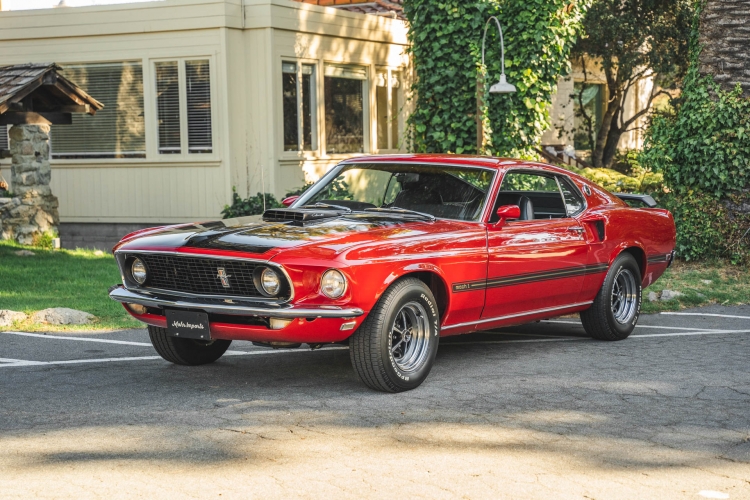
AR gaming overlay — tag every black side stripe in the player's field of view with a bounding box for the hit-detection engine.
[647,254,670,264]
[452,263,609,293]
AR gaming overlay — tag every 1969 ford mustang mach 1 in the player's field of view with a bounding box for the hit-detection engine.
[110,155,676,392]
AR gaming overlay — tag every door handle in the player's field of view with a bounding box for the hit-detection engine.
[567,226,585,233]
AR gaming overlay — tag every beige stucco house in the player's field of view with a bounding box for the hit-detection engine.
[0,0,410,247]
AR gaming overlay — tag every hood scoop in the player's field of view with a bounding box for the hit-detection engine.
[262,207,348,225]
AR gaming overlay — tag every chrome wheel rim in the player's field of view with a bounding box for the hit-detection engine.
[611,268,638,324]
[390,301,431,372]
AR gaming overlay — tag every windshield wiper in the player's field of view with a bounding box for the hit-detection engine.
[304,202,352,212]
[365,207,436,221]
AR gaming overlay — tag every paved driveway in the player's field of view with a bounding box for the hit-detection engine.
[1,305,749,499]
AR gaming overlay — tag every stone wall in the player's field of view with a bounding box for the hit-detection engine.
[699,0,750,95]
[0,124,59,245]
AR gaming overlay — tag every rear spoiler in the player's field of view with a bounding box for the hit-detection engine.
[614,193,657,208]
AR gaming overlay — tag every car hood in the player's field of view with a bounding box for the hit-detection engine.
[115,213,463,259]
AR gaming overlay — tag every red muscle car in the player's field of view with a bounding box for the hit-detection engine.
[110,155,676,392]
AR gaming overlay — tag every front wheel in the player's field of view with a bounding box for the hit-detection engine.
[580,252,642,341]
[148,325,232,365]
[349,277,440,392]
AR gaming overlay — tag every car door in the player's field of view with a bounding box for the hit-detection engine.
[481,170,590,320]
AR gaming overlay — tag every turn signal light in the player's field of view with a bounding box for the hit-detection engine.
[127,303,148,314]
[269,317,292,330]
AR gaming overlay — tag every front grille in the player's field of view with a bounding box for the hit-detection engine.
[132,254,288,300]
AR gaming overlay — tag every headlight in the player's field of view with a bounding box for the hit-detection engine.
[321,269,347,299]
[260,268,281,296]
[131,258,147,285]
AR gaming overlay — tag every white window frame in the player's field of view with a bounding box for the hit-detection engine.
[279,58,371,159]
[374,67,403,153]
[149,56,218,162]
[281,60,318,154]
[322,62,370,158]
[279,57,321,160]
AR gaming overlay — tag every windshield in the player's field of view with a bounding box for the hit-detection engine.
[297,163,495,221]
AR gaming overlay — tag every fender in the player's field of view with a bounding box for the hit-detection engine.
[373,262,451,316]
[608,240,649,284]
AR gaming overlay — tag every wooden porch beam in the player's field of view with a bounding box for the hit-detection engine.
[0,112,72,125]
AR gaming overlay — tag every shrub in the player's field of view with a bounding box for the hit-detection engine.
[657,191,750,264]
[283,182,315,198]
[221,183,317,219]
[32,230,57,250]
[221,189,282,219]
[565,164,664,194]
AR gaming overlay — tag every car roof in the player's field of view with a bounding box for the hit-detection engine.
[341,154,571,175]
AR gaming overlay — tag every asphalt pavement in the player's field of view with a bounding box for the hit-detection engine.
[1,305,749,499]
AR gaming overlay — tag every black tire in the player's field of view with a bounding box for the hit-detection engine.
[148,325,231,365]
[349,277,440,392]
[581,252,642,341]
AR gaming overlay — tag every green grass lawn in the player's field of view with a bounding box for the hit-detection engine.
[0,238,748,332]
[0,240,140,331]
[641,259,750,313]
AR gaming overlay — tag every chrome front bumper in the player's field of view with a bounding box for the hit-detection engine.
[109,285,364,319]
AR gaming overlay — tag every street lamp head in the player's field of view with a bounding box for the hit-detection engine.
[489,73,516,94]
[482,16,516,95]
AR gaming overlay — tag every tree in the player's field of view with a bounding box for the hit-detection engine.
[571,0,693,168]
[404,0,587,157]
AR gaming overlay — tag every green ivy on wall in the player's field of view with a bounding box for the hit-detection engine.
[403,0,588,157]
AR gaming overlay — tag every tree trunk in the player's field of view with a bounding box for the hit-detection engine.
[698,0,750,96]
[591,97,618,167]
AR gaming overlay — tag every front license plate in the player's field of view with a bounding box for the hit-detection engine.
[165,310,211,340]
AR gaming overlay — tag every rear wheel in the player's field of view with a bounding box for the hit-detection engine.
[581,252,642,341]
[148,325,231,365]
[349,278,440,392]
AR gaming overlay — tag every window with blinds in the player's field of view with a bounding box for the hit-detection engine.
[155,59,213,155]
[50,62,145,159]
[186,60,212,154]
[155,61,181,154]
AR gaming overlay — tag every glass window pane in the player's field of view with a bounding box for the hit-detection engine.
[282,62,298,151]
[324,76,364,154]
[376,83,388,150]
[155,61,181,154]
[573,82,603,153]
[186,60,212,154]
[391,84,399,149]
[302,65,314,151]
[51,62,145,159]
[494,172,567,221]
[558,176,585,216]
[500,172,558,192]
[303,164,493,221]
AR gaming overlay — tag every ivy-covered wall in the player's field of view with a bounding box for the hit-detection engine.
[403,0,587,157]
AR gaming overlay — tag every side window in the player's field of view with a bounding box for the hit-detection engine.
[490,171,567,222]
[557,176,585,216]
